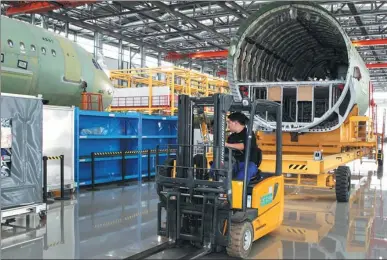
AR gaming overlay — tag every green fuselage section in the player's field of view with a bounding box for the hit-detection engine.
[1,16,114,109]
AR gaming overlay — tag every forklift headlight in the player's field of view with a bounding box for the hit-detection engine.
[219,193,227,199]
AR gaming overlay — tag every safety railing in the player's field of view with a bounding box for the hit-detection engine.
[110,95,177,108]
[108,66,229,115]
[87,148,177,190]
[80,92,103,111]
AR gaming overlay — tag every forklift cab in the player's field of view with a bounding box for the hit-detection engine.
[155,93,284,258]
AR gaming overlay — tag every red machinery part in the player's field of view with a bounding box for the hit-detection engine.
[352,38,387,47]
[5,1,95,15]
[366,63,387,69]
[165,50,229,61]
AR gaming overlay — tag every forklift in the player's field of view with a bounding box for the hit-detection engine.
[135,93,284,259]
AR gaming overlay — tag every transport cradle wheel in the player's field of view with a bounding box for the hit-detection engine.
[378,159,383,166]
[39,210,47,221]
[335,166,351,202]
[226,221,254,259]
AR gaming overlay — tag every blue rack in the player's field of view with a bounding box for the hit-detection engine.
[140,114,177,178]
[74,109,177,186]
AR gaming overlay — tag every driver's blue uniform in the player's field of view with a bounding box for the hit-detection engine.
[233,161,258,181]
[211,127,259,180]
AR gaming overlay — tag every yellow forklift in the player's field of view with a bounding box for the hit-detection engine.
[138,93,285,259]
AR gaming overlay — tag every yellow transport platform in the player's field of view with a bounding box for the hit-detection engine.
[255,106,381,202]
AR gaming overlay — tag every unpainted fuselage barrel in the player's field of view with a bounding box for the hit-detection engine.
[227,2,370,133]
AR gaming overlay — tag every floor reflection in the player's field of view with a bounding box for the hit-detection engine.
[1,162,387,259]
[248,168,381,259]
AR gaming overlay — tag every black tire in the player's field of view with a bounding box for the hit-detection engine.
[226,222,254,259]
[378,158,383,167]
[335,166,351,202]
[193,154,208,180]
[158,158,175,177]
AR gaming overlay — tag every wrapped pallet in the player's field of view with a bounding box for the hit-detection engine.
[1,93,44,210]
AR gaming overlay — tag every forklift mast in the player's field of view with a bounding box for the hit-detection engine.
[176,94,234,178]
[175,93,282,210]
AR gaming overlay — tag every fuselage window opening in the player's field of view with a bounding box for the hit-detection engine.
[31,45,36,52]
[1,53,4,63]
[20,42,25,51]
[7,39,13,47]
[52,49,56,57]
[41,47,46,55]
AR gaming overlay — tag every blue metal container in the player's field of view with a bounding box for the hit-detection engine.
[74,109,177,186]
[140,115,178,178]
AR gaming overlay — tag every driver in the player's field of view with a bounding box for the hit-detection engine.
[226,112,259,181]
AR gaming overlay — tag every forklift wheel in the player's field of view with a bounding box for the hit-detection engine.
[226,222,253,259]
[378,158,383,167]
[335,166,351,202]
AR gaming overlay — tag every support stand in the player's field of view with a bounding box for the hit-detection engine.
[148,149,151,181]
[42,156,55,205]
[54,155,70,200]
[118,151,130,186]
[87,152,99,191]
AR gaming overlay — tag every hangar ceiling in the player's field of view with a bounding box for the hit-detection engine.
[3,1,387,92]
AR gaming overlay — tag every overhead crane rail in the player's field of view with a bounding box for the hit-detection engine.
[108,66,228,115]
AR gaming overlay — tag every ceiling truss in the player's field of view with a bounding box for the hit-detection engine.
[3,1,387,91]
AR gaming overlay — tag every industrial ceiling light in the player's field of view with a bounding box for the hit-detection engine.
[289,6,297,19]
[305,12,311,21]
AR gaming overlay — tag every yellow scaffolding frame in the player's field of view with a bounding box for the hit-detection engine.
[108,66,229,115]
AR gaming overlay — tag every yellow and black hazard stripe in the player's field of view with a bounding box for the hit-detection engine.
[47,241,61,248]
[286,228,306,235]
[94,151,122,156]
[93,209,152,229]
[47,156,62,160]
[124,151,139,154]
[93,149,178,157]
[288,164,307,171]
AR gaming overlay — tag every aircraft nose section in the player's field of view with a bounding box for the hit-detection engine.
[94,72,114,110]
[101,79,114,110]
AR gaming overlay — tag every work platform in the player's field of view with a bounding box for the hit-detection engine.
[254,101,381,200]
[260,149,362,188]
[108,66,228,115]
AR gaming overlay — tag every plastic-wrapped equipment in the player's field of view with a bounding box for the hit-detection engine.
[0,93,43,209]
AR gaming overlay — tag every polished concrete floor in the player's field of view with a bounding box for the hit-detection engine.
[1,159,387,259]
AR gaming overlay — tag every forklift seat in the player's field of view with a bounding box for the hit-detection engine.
[249,147,262,181]
[258,147,262,167]
[247,148,263,194]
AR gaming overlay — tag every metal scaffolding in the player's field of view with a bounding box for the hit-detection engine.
[108,66,228,115]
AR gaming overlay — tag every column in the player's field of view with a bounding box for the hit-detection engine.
[157,52,162,81]
[65,22,69,38]
[94,32,102,59]
[118,39,123,70]
[140,46,145,68]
